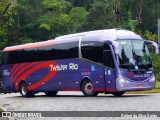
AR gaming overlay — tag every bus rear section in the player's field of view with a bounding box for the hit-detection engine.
[1,43,108,97]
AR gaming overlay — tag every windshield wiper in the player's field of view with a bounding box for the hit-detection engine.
[128,64,134,71]
[140,64,150,70]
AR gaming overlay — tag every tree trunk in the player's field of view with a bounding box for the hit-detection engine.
[115,0,120,28]
[137,2,142,35]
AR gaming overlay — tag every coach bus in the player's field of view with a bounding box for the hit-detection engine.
[1,29,159,97]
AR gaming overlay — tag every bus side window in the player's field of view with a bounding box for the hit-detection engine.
[103,50,115,69]
[3,52,7,64]
[81,41,104,63]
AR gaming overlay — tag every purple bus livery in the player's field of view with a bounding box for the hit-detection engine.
[1,29,159,97]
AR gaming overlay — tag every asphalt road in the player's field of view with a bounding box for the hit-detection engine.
[0,92,160,120]
[0,92,160,111]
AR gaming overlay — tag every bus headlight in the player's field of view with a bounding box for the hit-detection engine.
[117,77,129,83]
[149,76,155,82]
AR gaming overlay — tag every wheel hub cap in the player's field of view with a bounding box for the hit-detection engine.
[87,85,92,90]
[85,82,93,94]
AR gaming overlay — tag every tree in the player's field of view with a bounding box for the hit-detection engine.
[69,7,88,32]
[0,0,15,29]
[121,0,160,35]
[15,0,43,41]
[142,2,160,34]
[77,0,115,32]
[66,0,93,10]
[3,0,44,47]
[121,0,143,34]
[0,0,15,52]
[39,0,72,37]
[114,0,120,28]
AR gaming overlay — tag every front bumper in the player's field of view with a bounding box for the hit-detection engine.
[116,76,155,92]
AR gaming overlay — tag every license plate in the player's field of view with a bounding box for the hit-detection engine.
[137,84,144,88]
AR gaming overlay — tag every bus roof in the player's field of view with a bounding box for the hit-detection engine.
[55,28,141,40]
[3,40,56,52]
[3,29,142,52]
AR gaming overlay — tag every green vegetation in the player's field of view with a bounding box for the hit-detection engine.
[0,0,159,48]
[0,0,160,84]
[155,81,160,89]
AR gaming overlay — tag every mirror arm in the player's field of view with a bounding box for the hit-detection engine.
[144,40,159,54]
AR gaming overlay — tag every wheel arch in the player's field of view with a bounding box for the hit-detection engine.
[80,76,91,90]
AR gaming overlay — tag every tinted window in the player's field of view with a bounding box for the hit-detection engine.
[55,42,78,60]
[19,50,38,62]
[81,41,110,63]
[103,50,115,68]
[2,41,78,64]
[2,52,8,65]
[7,51,20,64]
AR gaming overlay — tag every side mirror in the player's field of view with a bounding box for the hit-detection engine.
[144,40,159,54]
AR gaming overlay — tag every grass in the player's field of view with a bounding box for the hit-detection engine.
[126,81,160,94]
[155,81,160,89]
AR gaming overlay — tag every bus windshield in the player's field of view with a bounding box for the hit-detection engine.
[116,40,152,70]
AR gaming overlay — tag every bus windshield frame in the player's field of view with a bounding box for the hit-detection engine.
[116,39,152,70]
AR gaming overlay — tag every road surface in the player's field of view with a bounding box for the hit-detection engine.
[0,92,160,120]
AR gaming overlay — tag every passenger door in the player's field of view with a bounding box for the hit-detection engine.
[103,50,116,92]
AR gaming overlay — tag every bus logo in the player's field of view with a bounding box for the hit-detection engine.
[3,70,10,76]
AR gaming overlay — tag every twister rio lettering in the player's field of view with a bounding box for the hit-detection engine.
[50,63,78,71]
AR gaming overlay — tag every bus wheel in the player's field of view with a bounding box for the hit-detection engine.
[45,91,58,96]
[81,80,98,96]
[3,90,6,94]
[20,83,35,97]
[112,92,125,97]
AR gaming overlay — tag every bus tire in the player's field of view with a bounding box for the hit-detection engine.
[3,90,6,94]
[112,92,125,97]
[20,82,35,97]
[81,79,98,96]
[45,91,58,96]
